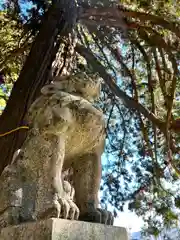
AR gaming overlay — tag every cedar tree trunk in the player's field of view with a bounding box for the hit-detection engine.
[0,0,78,174]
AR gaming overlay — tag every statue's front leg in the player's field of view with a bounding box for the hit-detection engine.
[34,135,78,221]
[51,135,65,197]
[50,135,67,219]
[49,135,79,220]
[34,135,65,220]
[73,149,114,225]
[62,179,80,220]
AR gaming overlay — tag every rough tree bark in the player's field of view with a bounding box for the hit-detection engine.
[0,0,78,173]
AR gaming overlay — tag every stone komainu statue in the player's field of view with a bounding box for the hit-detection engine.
[0,72,113,229]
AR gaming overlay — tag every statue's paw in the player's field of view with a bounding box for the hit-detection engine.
[53,197,61,218]
[79,208,114,225]
[58,197,70,219]
[79,209,101,223]
[58,197,79,220]
[37,197,61,219]
[97,208,114,225]
[66,199,80,220]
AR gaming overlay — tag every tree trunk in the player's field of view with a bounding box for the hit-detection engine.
[0,0,77,174]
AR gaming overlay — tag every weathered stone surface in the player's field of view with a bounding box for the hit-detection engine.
[0,72,113,228]
[0,218,129,240]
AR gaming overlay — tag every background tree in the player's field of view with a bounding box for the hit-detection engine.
[0,0,179,237]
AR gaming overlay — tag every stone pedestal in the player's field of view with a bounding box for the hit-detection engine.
[0,218,129,240]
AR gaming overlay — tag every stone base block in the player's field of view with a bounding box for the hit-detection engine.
[0,218,129,240]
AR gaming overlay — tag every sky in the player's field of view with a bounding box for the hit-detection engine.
[114,195,144,232]
[114,205,144,232]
